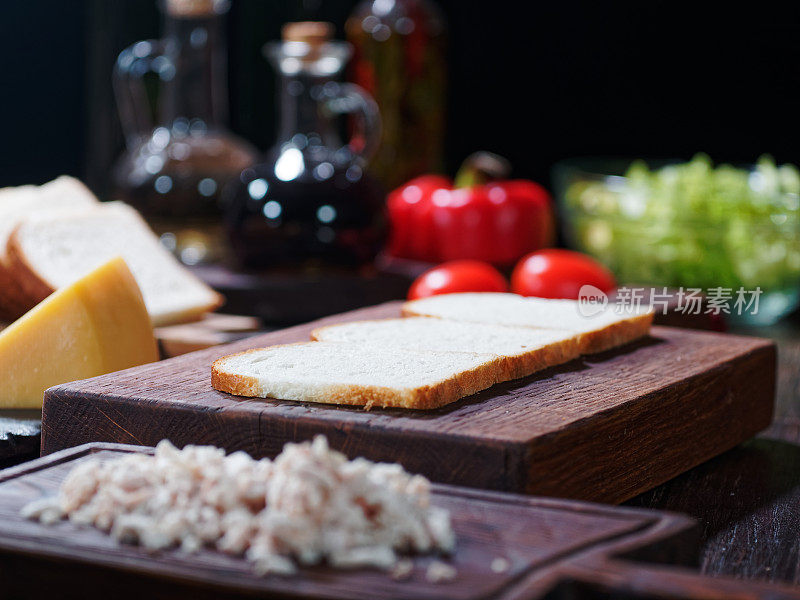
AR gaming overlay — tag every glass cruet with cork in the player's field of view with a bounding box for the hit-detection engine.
[112,0,257,265]
[224,22,385,271]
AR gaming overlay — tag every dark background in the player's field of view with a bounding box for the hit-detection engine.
[2,0,799,193]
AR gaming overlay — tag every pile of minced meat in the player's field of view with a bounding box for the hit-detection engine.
[22,436,455,577]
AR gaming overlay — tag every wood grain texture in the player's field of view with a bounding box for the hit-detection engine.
[4,444,800,599]
[4,443,800,600]
[41,301,777,504]
[626,323,800,589]
[0,443,686,600]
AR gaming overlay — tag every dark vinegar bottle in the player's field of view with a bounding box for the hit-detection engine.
[113,0,257,265]
[226,22,385,270]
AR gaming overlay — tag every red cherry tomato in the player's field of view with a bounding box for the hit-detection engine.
[511,249,616,299]
[408,260,509,300]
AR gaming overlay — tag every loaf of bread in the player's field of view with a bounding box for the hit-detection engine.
[7,201,223,326]
[402,293,654,354]
[0,177,98,320]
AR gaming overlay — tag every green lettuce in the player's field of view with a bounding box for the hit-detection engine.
[563,154,800,293]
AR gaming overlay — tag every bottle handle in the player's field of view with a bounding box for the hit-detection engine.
[112,39,171,149]
[322,83,382,164]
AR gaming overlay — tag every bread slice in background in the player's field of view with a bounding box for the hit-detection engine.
[0,176,99,320]
[311,317,581,381]
[211,342,501,410]
[402,292,654,354]
[0,177,98,249]
[7,201,223,326]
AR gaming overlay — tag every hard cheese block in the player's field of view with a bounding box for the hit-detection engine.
[0,257,159,408]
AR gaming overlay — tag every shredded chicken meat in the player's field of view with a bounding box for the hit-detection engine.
[22,436,455,576]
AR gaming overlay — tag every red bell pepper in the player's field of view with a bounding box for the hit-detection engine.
[387,153,554,265]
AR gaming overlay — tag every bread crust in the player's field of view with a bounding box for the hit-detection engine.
[211,343,499,410]
[5,229,54,310]
[499,338,582,380]
[400,306,420,318]
[576,312,654,354]
[0,259,34,321]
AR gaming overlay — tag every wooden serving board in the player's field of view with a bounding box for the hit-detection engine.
[3,443,799,599]
[41,301,776,505]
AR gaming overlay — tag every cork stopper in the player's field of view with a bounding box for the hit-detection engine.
[282,22,335,47]
[265,22,349,74]
[165,0,228,18]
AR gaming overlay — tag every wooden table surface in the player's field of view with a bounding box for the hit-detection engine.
[5,303,800,593]
[627,315,800,587]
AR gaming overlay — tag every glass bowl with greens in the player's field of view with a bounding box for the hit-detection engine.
[553,154,800,325]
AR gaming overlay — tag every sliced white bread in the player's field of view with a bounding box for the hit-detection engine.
[311,317,581,381]
[211,342,501,410]
[0,177,99,320]
[402,292,654,354]
[0,177,98,250]
[7,201,223,326]
[0,184,37,210]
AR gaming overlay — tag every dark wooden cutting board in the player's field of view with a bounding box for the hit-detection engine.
[41,301,776,504]
[3,443,799,599]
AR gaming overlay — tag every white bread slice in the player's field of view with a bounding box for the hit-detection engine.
[0,177,98,251]
[211,342,501,410]
[311,317,580,381]
[0,184,37,210]
[7,201,223,326]
[402,293,654,354]
[0,177,99,320]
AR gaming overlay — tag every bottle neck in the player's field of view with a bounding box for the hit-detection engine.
[276,73,342,150]
[160,11,228,129]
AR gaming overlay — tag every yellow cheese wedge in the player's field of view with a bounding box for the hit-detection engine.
[0,257,159,408]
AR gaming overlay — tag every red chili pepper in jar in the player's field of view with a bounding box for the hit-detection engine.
[387,152,555,265]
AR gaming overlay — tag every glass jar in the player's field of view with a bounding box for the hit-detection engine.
[225,22,386,270]
[346,0,447,190]
[112,0,257,265]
